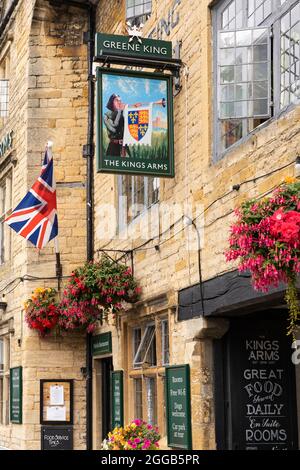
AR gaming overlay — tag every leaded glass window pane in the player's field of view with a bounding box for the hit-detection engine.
[280,2,300,107]
[126,0,152,23]
[146,377,157,425]
[0,80,9,118]
[134,378,143,419]
[118,175,159,230]
[219,28,270,119]
[133,325,156,368]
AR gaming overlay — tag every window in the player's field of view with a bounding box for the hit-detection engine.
[126,0,152,25]
[248,0,273,26]
[118,175,159,229]
[132,327,142,361]
[0,50,10,125]
[134,378,143,419]
[133,324,156,368]
[280,3,300,106]
[213,0,300,158]
[0,336,10,425]
[0,172,12,265]
[145,377,157,425]
[161,319,170,365]
[129,316,169,431]
[0,80,9,118]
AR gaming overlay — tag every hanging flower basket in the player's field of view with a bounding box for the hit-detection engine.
[225,178,300,338]
[24,287,59,337]
[101,420,160,450]
[58,256,141,333]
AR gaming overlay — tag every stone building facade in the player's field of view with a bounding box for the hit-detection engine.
[0,0,299,451]
[0,0,88,450]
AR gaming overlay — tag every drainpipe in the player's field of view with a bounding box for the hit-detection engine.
[50,0,96,451]
[85,3,96,452]
[0,0,20,40]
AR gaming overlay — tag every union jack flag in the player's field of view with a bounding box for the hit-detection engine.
[5,149,58,249]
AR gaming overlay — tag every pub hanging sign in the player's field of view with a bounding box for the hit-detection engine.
[95,33,172,60]
[95,33,175,178]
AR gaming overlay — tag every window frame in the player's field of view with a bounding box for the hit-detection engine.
[133,323,156,369]
[126,0,152,24]
[0,79,9,119]
[128,314,170,430]
[161,319,170,366]
[0,335,10,425]
[212,0,300,161]
[117,174,160,232]
[0,171,12,265]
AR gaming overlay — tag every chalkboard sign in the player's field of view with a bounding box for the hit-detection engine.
[227,316,298,450]
[10,367,22,424]
[41,426,73,450]
[92,332,112,356]
[166,364,192,449]
[111,370,123,429]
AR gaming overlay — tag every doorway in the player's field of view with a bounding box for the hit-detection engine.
[214,311,299,450]
[101,356,113,440]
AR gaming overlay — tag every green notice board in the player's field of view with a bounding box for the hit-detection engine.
[166,364,192,449]
[111,371,124,429]
[10,366,22,424]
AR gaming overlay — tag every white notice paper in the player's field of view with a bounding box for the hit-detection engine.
[50,385,64,405]
[46,406,66,421]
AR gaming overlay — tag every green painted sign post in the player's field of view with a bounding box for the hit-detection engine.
[165,364,192,449]
[95,33,172,60]
[111,370,124,429]
[92,332,112,356]
[10,366,22,424]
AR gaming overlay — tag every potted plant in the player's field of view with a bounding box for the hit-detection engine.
[101,419,160,450]
[59,256,141,333]
[225,178,300,338]
[24,287,59,337]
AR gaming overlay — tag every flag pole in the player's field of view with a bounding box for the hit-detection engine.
[47,140,62,290]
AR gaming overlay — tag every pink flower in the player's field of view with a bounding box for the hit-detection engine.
[142,439,151,450]
[133,419,142,426]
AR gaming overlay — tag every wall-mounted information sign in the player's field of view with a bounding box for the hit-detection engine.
[40,379,73,425]
[10,366,22,424]
[92,332,112,356]
[41,426,73,450]
[166,364,192,449]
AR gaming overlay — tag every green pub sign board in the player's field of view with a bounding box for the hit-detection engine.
[111,370,124,429]
[95,33,172,60]
[92,332,112,356]
[166,364,192,449]
[10,366,22,424]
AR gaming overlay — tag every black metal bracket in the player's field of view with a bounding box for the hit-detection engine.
[82,143,95,158]
[173,40,182,95]
[83,30,94,44]
[93,51,183,93]
[55,252,63,291]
